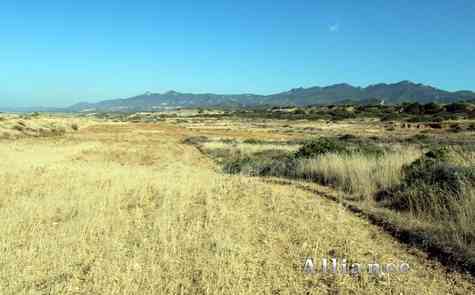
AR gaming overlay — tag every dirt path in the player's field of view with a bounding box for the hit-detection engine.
[0,122,473,294]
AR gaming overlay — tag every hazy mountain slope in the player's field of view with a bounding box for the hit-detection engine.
[68,91,267,112]
[38,81,475,112]
[265,84,365,105]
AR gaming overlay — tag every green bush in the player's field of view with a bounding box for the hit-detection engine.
[242,138,265,144]
[222,153,296,177]
[382,147,475,214]
[222,155,254,174]
[427,122,443,129]
[448,123,463,133]
[12,124,24,132]
[423,102,443,114]
[294,138,348,158]
[402,160,471,194]
[403,102,422,115]
[294,137,385,159]
[446,102,472,113]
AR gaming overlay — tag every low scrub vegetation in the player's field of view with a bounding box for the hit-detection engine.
[193,135,475,272]
[376,147,475,260]
[212,101,475,123]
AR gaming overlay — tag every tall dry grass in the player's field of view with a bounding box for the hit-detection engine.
[294,147,421,198]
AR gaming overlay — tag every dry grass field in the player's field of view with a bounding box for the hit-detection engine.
[1,116,474,294]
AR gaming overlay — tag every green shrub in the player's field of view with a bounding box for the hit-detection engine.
[403,102,422,115]
[222,154,296,177]
[222,155,254,174]
[338,134,358,141]
[446,102,472,113]
[294,137,385,159]
[448,123,463,133]
[423,102,443,114]
[402,160,472,194]
[382,147,475,214]
[427,123,443,129]
[242,138,264,144]
[12,124,24,132]
[294,108,306,115]
[294,138,348,158]
[182,136,209,145]
[406,116,421,123]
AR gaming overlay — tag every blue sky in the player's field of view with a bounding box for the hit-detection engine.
[1,0,474,107]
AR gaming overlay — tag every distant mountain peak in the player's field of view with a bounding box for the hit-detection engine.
[396,80,414,85]
[331,82,352,87]
[164,90,180,95]
[325,83,355,89]
[289,87,304,93]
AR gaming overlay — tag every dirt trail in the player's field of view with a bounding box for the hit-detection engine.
[0,122,473,294]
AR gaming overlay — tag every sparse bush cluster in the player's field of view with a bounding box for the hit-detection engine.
[219,137,388,187]
[370,146,475,261]
[379,147,475,216]
[222,151,297,177]
[294,138,347,158]
[294,137,385,158]
[220,101,475,123]
[201,134,475,267]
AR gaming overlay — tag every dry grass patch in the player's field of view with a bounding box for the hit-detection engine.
[295,146,421,198]
[0,114,97,139]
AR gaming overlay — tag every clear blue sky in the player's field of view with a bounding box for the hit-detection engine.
[1,0,474,107]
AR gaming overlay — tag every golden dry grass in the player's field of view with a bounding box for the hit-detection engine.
[294,147,422,198]
[0,114,97,139]
[0,122,473,294]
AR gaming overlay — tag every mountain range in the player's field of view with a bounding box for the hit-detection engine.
[3,81,475,113]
